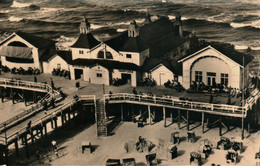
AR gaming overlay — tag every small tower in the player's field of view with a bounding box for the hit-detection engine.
[174,12,183,38]
[144,11,152,24]
[128,20,139,37]
[80,16,91,34]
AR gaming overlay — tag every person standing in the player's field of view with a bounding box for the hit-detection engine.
[51,78,55,89]
[34,75,37,83]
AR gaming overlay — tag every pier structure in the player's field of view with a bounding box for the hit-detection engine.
[96,91,260,139]
[0,95,96,163]
[0,77,62,131]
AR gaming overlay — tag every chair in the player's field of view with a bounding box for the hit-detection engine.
[166,144,178,159]
[190,152,201,166]
[170,132,180,144]
[123,158,136,166]
[187,131,196,143]
[146,153,157,166]
[81,141,91,154]
[106,159,120,166]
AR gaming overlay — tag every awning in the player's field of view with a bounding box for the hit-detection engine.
[0,46,33,59]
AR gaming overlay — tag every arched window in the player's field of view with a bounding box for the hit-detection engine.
[97,50,113,59]
[106,51,113,59]
[97,50,104,59]
[8,41,27,47]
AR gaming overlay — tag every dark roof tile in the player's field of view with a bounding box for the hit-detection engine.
[69,59,139,71]
[71,33,100,49]
[15,31,55,48]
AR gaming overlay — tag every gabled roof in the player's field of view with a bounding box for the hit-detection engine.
[104,31,128,51]
[0,31,55,49]
[69,59,139,71]
[178,44,254,66]
[71,33,100,49]
[105,17,189,54]
[41,49,72,63]
[142,58,182,75]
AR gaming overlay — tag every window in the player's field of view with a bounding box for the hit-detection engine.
[106,52,113,59]
[79,50,84,54]
[147,72,151,79]
[126,54,132,59]
[221,73,229,86]
[97,51,104,58]
[174,75,178,81]
[57,63,61,69]
[207,72,216,77]
[96,73,102,77]
[195,71,202,82]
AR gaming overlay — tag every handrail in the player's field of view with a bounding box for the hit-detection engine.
[0,77,61,132]
[4,95,96,144]
[0,77,52,93]
[104,93,250,116]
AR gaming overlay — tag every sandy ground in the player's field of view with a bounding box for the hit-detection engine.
[9,119,260,166]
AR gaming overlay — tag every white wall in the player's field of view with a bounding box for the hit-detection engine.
[84,65,109,85]
[113,69,137,87]
[151,65,174,85]
[1,56,34,70]
[182,47,241,89]
[43,55,69,73]
[0,34,42,71]
[71,48,91,60]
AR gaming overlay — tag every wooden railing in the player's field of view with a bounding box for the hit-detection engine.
[104,93,249,116]
[0,77,52,93]
[0,77,61,132]
[1,95,96,145]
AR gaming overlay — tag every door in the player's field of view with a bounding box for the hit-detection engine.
[121,73,131,84]
[159,73,168,85]
[207,72,216,86]
[74,69,83,80]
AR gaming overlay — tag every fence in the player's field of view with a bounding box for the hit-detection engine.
[104,93,248,116]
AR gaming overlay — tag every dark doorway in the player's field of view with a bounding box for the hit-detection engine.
[121,73,131,84]
[75,69,83,80]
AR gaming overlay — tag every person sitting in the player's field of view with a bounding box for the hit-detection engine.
[132,88,137,95]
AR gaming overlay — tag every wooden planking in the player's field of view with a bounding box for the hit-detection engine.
[107,100,245,118]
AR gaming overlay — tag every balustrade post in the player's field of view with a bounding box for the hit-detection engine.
[219,116,222,136]
[202,112,205,133]
[121,104,124,121]
[148,105,151,125]
[14,139,19,157]
[242,111,244,140]
[178,109,180,129]
[187,110,190,131]
[163,107,166,127]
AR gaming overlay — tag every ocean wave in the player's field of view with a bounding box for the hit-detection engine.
[235,45,249,50]
[11,1,31,8]
[91,24,103,29]
[251,46,260,51]
[117,28,127,32]
[55,35,76,50]
[168,15,189,21]
[8,16,24,22]
[230,20,260,29]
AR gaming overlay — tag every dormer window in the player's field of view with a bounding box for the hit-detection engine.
[126,54,132,59]
[79,50,84,54]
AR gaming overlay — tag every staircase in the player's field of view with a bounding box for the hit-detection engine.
[96,100,108,136]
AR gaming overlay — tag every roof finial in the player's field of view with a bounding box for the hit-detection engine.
[80,16,91,34]
[144,8,152,24]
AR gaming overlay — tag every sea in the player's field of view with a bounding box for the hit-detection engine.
[0,0,260,72]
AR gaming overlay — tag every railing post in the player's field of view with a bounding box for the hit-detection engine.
[154,96,156,104]
[139,95,141,101]
[211,104,213,111]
